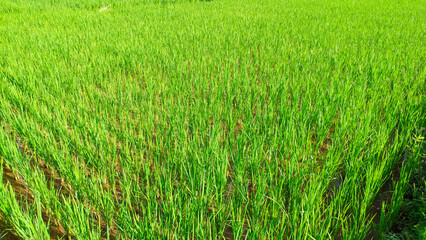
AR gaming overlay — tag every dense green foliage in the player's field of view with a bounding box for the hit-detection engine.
[0,0,424,239]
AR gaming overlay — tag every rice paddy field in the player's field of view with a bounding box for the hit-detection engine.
[0,0,425,239]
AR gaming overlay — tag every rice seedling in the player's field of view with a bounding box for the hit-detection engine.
[0,0,424,239]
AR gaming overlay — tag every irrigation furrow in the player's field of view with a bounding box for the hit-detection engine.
[0,161,69,239]
[1,119,116,238]
[0,219,20,240]
[0,93,121,236]
[1,122,118,239]
[365,151,406,239]
[0,132,71,239]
